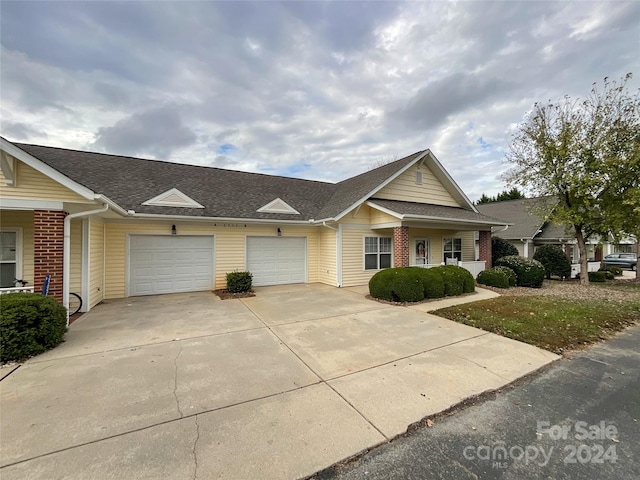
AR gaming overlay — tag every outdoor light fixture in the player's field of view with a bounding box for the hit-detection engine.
[277,227,282,236]
[172,224,177,235]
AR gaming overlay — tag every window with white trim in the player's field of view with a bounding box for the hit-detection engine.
[0,230,19,287]
[443,237,462,262]
[364,236,392,270]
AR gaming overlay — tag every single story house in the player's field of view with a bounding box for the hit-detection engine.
[476,197,638,262]
[0,137,507,313]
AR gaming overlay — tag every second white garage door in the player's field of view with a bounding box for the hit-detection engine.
[246,236,306,286]
[129,235,214,296]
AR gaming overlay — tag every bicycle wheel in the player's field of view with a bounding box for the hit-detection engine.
[68,292,83,316]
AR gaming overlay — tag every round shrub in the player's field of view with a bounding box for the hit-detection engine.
[1,293,67,363]
[369,268,425,302]
[413,267,445,299]
[495,255,546,288]
[600,266,623,277]
[533,245,571,279]
[588,271,608,283]
[493,266,517,286]
[492,236,519,265]
[432,265,475,296]
[477,268,510,288]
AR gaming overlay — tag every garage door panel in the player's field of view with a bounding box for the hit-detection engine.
[129,235,214,296]
[247,237,306,286]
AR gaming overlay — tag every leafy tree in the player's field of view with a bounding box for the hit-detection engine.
[533,245,571,279]
[505,74,640,285]
[492,236,519,265]
[476,188,525,205]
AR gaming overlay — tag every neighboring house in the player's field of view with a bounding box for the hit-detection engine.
[476,197,638,262]
[0,137,507,313]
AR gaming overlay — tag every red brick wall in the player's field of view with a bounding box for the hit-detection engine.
[479,231,492,269]
[33,210,67,302]
[393,226,409,268]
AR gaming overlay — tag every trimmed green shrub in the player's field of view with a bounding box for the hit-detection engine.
[533,245,572,279]
[600,266,623,277]
[477,268,510,288]
[588,271,608,283]
[494,266,517,286]
[432,265,475,296]
[495,255,546,288]
[492,236,519,265]
[1,293,67,363]
[413,267,445,299]
[369,268,424,302]
[226,271,253,293]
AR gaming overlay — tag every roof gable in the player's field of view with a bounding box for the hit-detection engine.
[256,197,300,215]
[142,188,204,208]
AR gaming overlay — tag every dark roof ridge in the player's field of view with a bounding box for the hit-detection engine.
[13,142,334,187]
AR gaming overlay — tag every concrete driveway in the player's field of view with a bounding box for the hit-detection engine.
[0,284,558,479]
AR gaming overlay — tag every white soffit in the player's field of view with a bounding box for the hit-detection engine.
[256,197,300,215]
[141,188,205,208]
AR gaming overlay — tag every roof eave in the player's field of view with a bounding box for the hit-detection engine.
[1,137,96,201]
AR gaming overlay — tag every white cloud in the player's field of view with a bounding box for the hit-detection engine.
[1,0,638,201]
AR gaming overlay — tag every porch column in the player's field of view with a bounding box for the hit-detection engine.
[479,230,492,269]
[564,244,572,262]
[34,209,67,302]
[393,226,410,267]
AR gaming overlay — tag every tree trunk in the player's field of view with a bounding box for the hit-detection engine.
[575,225,589,286]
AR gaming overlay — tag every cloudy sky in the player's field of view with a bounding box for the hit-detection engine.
[1,1,638,201]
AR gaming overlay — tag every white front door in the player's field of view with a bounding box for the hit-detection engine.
[246,236,306,286]
[129,235,214,296]
[414,238,429,265]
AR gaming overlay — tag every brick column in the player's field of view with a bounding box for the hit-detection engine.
[564,244,572,262]
[393,226,409,268]
[34,210,67,302]
[479,230,492,269]
[594,245,603,262]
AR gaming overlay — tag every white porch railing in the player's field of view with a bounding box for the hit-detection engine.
[0,286,35,294]
[413,261,487,277]
[570,261,601,279]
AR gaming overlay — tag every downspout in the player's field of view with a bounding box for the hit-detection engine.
[64,203,109,325]
[322,221,342,288]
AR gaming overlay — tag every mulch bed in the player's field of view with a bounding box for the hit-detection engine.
[365,291,477,306]
[213,289,256,300]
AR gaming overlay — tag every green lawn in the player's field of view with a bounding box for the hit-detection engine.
[433,296,640,354]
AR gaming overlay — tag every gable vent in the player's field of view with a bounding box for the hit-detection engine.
[416,171,423,185]
[257,198,300,215]
[142,188,205,208]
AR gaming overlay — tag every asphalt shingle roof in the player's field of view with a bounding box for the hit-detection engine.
[369,199,508,225]
[12,142,502,227]
[15,143,336,221]
[476,197,573,240]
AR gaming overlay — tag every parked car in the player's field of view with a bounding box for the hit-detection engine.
[603,253,637,270]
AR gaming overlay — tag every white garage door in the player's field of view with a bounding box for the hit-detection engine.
[247,237,306,286]
[129,235,214,296]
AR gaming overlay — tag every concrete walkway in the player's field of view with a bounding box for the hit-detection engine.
[0,285,558,480]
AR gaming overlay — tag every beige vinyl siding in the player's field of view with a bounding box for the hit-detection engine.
[409,229,476,263]
[0,160,89,203]
[375,164,460,207]
[69,220,82,296]
[341,226,393,287]
[104,221,320,298]
[317,228,336,285]
[511,240,525,257]
[342,204,373,225]
[0,210,34,283]
[370,207,399,225]
[89,218,105,308]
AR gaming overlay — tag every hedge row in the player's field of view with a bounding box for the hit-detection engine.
[494,255,546,288]
[476,266,517,289]
[369,265,474,303]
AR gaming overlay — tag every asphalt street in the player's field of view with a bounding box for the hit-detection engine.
[314,325,640,480]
